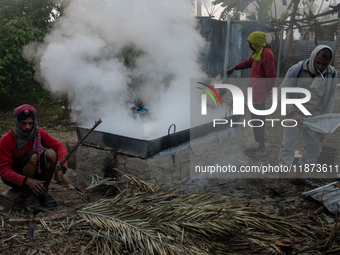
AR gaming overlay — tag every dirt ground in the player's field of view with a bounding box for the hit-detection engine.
[1,92,340,254]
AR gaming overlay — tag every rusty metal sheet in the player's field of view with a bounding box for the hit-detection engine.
[302,181,340,214]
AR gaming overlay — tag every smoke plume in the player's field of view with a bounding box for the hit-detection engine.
[24,0,207,139]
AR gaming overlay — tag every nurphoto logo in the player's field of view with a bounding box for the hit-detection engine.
[197,82,313,128]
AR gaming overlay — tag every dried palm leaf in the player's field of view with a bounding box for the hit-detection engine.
[77,172,340,254]
[86,174,121,190]
[114,168,161,193]
[78,209,185,255]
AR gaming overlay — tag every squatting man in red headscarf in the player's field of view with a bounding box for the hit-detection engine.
[0,104,68,209]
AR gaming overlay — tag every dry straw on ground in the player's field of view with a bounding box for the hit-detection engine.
[0,171,339,255]
[75,172,340,255]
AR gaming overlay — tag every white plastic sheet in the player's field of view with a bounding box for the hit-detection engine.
[303,113,340,133]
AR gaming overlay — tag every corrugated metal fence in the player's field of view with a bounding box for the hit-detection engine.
[282,40,336,61]
[197,17,268,78]
[197,17,336,78]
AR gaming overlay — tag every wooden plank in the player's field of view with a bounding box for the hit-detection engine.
[0,188,23,208]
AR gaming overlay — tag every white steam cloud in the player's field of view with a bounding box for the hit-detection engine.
[24,0,207,139]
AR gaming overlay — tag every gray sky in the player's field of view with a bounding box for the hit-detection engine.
[198,0,339,21]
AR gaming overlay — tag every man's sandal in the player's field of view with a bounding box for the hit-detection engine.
[249,151,267,158]
[22,197,40,211]
[40,195,58,208]
[269,183,285,195]
[291,178,319,189]
[245,147,258,153]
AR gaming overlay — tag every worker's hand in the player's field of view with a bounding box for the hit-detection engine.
[57,170,64,183]
[226,66,236,77]
[312,111,321,117]
[290,111,304,125]
[25,178,47,195]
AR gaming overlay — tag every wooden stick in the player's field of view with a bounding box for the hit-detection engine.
[55,119,102,186]
[9,214,65,225]
[57,119,102,170]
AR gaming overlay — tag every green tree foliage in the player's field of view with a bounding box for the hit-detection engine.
[213,0,274,21]
[253,0,274,21]
[0,17,44,94]
[0,0,62,110]
[213,0,254,20]
[0,0,62,29]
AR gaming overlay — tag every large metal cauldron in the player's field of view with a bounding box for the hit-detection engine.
[76,118,233,159]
